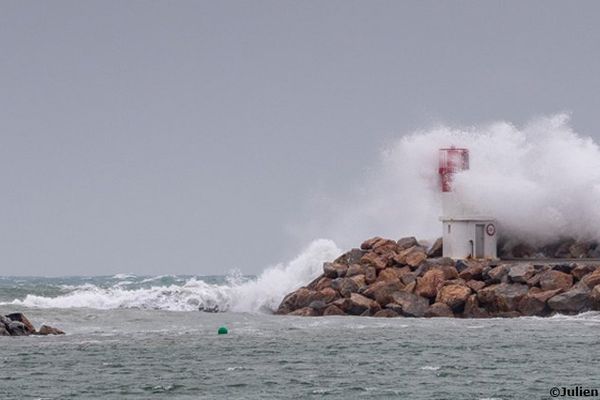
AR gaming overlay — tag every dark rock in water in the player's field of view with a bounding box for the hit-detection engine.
[199,305,220,313]
[425,302,454,318]
[548,287,591,313]
[37,325,65,335]
[390,291,429,317]
[6,321,28,336]
[427,238,443,258]
[6,313,36,334]
[0,313,64,336]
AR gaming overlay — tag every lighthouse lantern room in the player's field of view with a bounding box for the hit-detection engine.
[439,147,497,260]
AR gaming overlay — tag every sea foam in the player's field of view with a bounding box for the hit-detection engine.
[6,239,340,312]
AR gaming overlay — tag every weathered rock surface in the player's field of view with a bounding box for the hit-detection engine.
[277,236,600,318]
[0,313,65,336]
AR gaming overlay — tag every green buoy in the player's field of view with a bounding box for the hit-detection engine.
[218,326,228,335]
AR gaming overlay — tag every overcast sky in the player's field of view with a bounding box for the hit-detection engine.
[1,1,599,276]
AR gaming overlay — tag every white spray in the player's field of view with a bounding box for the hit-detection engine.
[10,114,600,312]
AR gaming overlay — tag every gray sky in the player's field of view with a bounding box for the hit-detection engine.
[1,1,599,276]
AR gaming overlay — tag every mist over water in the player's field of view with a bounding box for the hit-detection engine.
[6,114,600,313]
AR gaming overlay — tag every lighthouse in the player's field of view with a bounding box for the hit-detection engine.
[439,147,497,260]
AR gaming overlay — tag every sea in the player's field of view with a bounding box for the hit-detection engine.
[1,273,600,400]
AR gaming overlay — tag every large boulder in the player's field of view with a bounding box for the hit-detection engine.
[462,294,489,318]
[427,238,443,258]
[390,291,429,317]
[435,284,472,312]
[365,266,377,284]
[405,248,428,267]
[362,280,404,306]
[346,264,366,277]
[582,269,600,289]
[517,288,562,316]
[571,264,597,281]
[277,288,324,313]
[334,248,365,265]
[360,252,388,271]
[477,283,529,313]
[459,262,484,281]
[590,286,600,310]
[539,270,573,291]
[323,305,345,316]
[331,278,360,298]
[376,268,400,283]
[319,287,339,303]
[335,293,381,316]
[507,263,535,284]
[373,309,400,318]
[397,237,419,251]
[323,262,348,278]
[415,269,446,298]
[485,265,509,284]
[425,302,454,318]
[548,287,591,313]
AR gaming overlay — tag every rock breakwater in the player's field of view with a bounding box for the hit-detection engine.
[277,237,600,318]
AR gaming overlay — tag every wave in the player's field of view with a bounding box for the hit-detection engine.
[4,239,340,312]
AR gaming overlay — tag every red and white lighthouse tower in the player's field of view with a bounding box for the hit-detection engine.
[438,147,497,259]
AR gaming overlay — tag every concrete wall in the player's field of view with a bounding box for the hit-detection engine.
[441,219,497,260]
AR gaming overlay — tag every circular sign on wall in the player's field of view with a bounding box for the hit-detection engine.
[486,223,496,236]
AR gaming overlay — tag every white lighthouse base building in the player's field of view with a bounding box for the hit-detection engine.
[441,217,498,260]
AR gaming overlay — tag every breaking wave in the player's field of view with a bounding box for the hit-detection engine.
[3,239,340,312]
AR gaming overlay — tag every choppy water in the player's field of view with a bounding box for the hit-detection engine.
[1,276,600,399]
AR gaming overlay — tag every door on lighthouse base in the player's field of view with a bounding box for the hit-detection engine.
[475,224,485,259]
